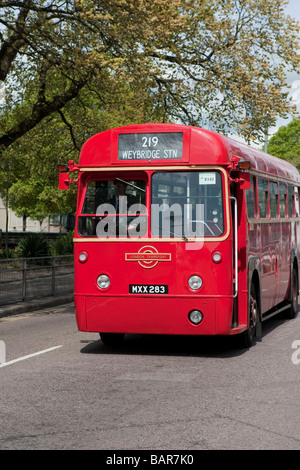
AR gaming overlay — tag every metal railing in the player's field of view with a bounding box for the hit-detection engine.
[0,255,74,306]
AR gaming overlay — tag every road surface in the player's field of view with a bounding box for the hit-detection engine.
[0,303,299,450]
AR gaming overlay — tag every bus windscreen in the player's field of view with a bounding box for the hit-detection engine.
[151,171,224,238]
[78,171,224,238]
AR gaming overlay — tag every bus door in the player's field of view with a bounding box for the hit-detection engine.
[230,182,238,326]
[232,170,252,329]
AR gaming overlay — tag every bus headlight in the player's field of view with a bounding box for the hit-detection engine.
[97,274,110,289]
[188,275,203,290]
[188,310,203,325]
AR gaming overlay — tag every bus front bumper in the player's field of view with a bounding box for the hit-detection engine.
[74,295,236,336]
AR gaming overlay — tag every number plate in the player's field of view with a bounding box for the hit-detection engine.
[129,284,168,294]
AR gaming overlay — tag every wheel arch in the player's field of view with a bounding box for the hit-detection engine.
[292,247,298,276]
[248,257,261,321]
[290,247,299,301]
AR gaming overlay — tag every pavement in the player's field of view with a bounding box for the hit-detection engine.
[0,293,74,319]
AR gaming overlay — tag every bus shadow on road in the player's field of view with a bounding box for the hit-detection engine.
[259,311,299,338]
[80,333,248,358]
[80,313,299,358]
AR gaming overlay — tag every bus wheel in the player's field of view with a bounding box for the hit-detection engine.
[99,332,125,345]
[238,283,258,348]
[286,267,298,319]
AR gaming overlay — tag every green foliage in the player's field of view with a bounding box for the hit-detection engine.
[1,79,153,219]
[268,119,300,170]
[15,233,52,258]
[0,248,15,259]
[54,231,74,255]
[1,0,299,148]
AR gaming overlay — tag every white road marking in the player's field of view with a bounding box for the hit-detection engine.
[0,345,63,368]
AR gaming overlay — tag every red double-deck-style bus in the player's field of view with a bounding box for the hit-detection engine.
[59,123,300,347]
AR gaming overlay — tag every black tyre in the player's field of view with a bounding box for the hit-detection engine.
[99,332,125,345]
[238,283,259,348]
[286,267,298,319]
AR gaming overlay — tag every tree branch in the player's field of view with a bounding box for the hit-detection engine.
[0,76,88,151]
[57,109,80,151]
[0,3,30,81]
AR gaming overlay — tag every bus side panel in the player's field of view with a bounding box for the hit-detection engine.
[74,295,87,331]
[260,222,276,312]
[216,298,236,334]
[277,222,291,305]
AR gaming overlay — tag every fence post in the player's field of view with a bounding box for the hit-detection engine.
[22,258,27,301]
[51,257,55,296]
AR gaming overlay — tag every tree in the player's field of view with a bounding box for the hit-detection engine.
[0,0,186,154]
[1,0,299,150]
[1,77,158,219]
[8,178,76,230]
[268,119,300,170]
[0,0,299,220]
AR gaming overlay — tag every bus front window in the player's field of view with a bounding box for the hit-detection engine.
[151,171,224,238]
[78,179,147,237]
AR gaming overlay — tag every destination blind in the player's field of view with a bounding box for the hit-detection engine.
[117,132,183,160]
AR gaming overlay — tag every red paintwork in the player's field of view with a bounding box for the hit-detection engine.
[78,123,300,183]
[66,124,300,337]
[74,240,234,335]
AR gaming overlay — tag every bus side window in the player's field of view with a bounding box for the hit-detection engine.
[269,182,279,218]
[295,187,299,217]
[288,185,295,217]
[246,176,256,218]
[257,178,268,218]
[279,183,287,218]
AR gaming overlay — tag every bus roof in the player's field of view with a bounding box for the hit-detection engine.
[78,123,300,184]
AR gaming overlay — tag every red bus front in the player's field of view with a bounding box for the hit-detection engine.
[71,125,242,338]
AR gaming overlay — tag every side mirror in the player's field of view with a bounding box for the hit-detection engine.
[59,172,70,190]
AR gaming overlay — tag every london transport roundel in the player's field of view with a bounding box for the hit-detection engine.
[125,245,172,269]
